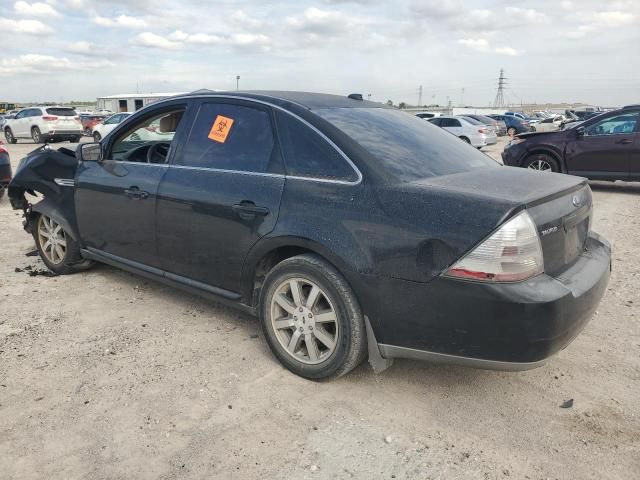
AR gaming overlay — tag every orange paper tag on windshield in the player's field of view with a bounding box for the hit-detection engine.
[208,115,234,143]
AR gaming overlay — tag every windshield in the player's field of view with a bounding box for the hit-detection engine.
[314,107,498,182]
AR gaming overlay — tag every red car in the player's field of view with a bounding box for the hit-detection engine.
[80,114,107,136]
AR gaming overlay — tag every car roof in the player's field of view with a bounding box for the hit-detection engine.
[173,90,388,111]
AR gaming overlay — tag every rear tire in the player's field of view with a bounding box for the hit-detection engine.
[31,127,42,144]
[33,214,93,275]
[524,153,559,173]
[93,132,102,142]
[507,127,517,136]
[71,135,82,143]
[4,128,17,144]
[460,136,471,144]
[259,254,367,380]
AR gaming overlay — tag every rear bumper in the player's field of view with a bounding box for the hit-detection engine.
[45,130,83,138]
[361,232,611,369]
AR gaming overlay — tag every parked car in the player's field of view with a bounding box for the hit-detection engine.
[502,105,639,180]
[489,114,531,136]
[0,114,15,130]
[0,141,11,199]
[4,107,83,144]
[92,113,132,141]
[464,114,507,136]
[532,115,563,133]
[8,91,611,379]
[505,111,540,125]
[80,114,108,136]
[428,115,497,148]
[414,111,443,119]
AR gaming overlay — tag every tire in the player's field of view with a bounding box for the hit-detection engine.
[4,128,17,144]
[93,132,102,142]
[72,136,82,143]
[259,254,367,380]
[33,213,93,275]
[530,126,537,132]
[31,127,42,144]
[507,127,517,136]
[524,153,559,173]
[460,136,471,144]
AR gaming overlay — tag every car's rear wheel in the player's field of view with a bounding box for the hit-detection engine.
[4,128,17,144]
[33,214,92,274]
[460,136,471,143]
[507,127,517,136]
[93,132,102,142]
[31,127,42,144]
[71,136,82,143]
[260,254,367,380]
[524,153,559,173]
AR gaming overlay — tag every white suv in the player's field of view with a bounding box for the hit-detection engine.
[3,106,83,144]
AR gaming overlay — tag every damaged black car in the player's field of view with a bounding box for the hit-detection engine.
[8,91,611,379]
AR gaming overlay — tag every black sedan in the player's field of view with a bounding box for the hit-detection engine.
[0,141,11,199]
[8,91,611,379]
[502,105,639,181]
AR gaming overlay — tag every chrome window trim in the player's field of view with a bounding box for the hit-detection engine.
[54,178,76,187]
[149,94,363,185]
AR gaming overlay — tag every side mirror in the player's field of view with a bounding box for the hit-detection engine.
[76,142,102,162]
[575,126,585,138]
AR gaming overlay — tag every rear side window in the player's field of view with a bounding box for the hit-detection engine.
[275,110,357,181]
[46,108,75,116]
[178,103,275,173]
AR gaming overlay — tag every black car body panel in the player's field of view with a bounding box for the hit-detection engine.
[503,105,640,180]
[0,148,12,198]
[8,91,612,371]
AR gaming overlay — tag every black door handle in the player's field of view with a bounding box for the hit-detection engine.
[124,187,150,199]
[232,201,270,220]
[616,139,633,144]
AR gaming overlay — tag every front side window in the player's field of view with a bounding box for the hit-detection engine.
[110,108,185,163]
[585,113,639,136]
[314,107,497,182]
[177,102,275,173]
[276,110,357,181]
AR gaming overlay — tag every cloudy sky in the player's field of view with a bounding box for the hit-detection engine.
[0,0,638,106]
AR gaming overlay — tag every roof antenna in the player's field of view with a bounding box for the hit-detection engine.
[348,93,364,101]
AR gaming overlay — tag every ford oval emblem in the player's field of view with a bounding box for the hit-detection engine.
[572,194,583,208]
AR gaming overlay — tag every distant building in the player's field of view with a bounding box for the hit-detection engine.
[95,93,187,113]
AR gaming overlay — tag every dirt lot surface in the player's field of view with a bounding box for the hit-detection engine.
[1,138,638,480]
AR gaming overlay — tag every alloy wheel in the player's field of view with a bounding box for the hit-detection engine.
[269,277,339,365]
[528,159,552,171]
[37,216,67,265]
[32,128,41,143]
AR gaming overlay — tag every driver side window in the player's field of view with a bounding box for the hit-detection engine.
[585,113,639,136]
[109,108,186,163]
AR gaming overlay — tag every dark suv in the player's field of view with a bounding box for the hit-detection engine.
[502,105,639,181]
[9,91,611,379]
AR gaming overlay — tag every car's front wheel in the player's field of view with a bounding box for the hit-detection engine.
[4,128,17,144]
[260,254,367,380]
[524,153,559,173]
[93,132,102,142]
[33,214,93,274]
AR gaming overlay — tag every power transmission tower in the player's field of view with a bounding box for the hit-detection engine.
[493,69,507,108]
[418,85,423,106]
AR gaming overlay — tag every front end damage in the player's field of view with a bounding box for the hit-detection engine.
[8,145,81,239]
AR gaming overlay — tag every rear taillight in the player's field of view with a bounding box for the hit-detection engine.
[42,116,58,121]
[444,211,543,282]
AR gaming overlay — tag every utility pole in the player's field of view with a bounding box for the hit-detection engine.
[418,85,423,106]
[236,75,240,91]
[493,68,506,108]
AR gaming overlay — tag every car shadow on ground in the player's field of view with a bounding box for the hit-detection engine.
[589,180,640,194]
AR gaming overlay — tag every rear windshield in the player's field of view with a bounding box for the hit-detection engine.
[461,116,483,125]
[46,108,76,116]
[314,107,498,182]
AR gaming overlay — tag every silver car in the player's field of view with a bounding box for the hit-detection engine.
[428,116,498,148]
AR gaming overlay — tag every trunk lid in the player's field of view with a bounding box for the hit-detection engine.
[410,167,591,276]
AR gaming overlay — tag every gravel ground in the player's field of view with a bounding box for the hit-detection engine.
[0,138,638,480]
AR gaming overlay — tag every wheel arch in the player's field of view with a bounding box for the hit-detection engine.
[29,197,80,241]
[525,148,565,172]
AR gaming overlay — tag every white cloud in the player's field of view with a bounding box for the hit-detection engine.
[167,30,271,50]
[131,32,182,50]
[14,1,61,17]
[230,10,262,28]
[92,15,148,29]
[495,46,521,56]
[0,18,53,35]
[286,7,367,35]
[505,7,547,24]
[458,38,489,51]
[593,11,634,27]
[0,54,113,75]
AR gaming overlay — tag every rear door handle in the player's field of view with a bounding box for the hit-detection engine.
[124,187,149,199]
[232,201,270,220]
[616,139,633,145]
